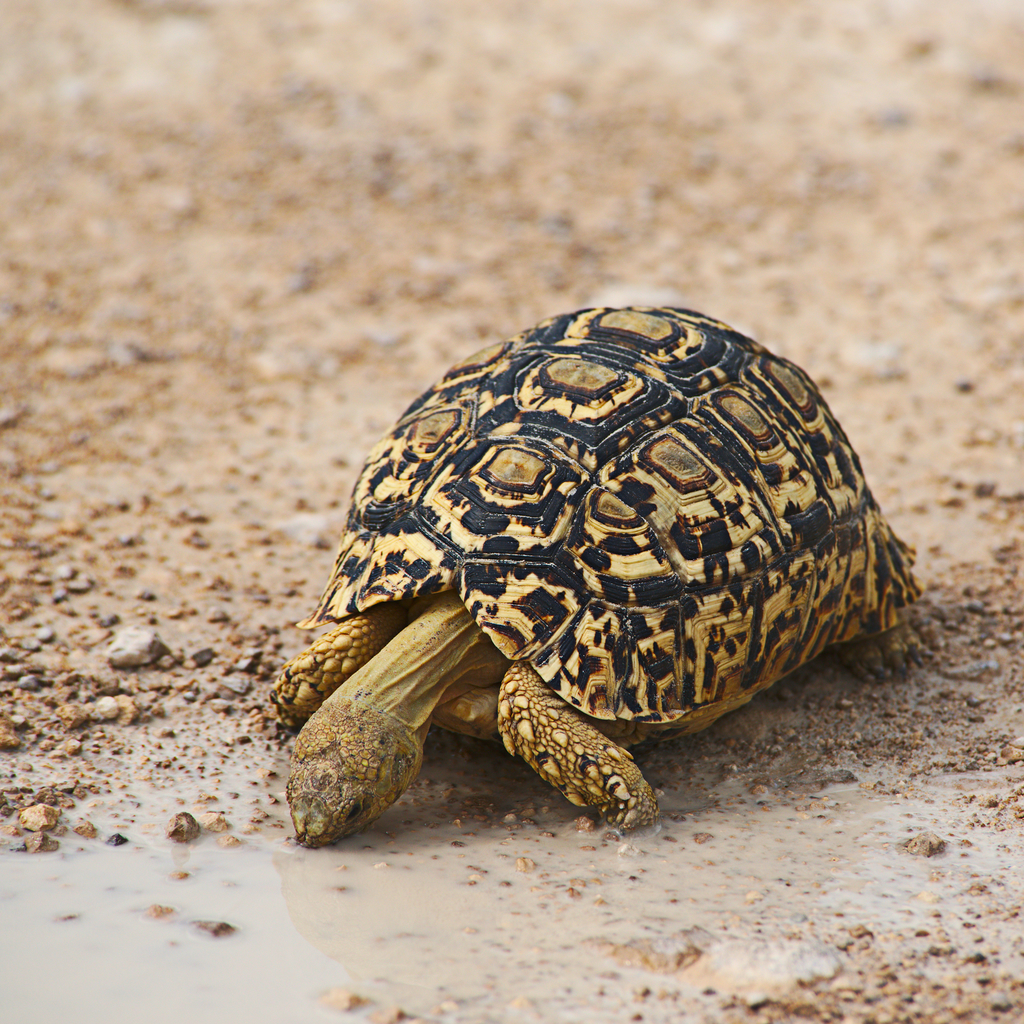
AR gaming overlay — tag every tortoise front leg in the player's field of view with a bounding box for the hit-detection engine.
[497,662,658,830]
[271,603,407,728]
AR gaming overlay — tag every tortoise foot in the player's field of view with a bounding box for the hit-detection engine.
[836,616,922,682]
[497,662,659,830]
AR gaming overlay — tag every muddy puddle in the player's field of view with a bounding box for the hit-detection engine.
[5,723,1023,1023]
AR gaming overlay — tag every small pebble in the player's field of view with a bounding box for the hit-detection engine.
[575,815,596,832]
[24,832,59,853]
[73,819,98,839]
[15,674,41,692]
[319,988,370,1012]
[218,676,251,698]
[107,626,170,669]
[19,804,60,832]
[235,649,262,673]
[166,812,201,843]
[56,703,91,730]
[693,832,714,844]
[516,857,536,872]
[145,905,175,919]
[93,696,120,720]
[113,694,139,725]
[191,647,215,668]
[0,711,22,750]
[192,920,237,938]
[34,625,57,643]
[216,834,243,848]
[198,811,229,833]
[903,832,946,857]
[106,832,129,846]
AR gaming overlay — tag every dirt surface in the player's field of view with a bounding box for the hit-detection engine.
[2,1,1023,1021]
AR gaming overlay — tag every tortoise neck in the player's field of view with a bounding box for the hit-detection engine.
[331,590,508,733]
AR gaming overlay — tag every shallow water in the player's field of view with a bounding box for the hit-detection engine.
[5,736,1022,1023]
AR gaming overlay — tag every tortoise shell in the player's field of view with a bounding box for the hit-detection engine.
[302,307,919,724]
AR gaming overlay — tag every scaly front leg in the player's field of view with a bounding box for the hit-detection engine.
[271,603,407,728]
[497,662,658,829]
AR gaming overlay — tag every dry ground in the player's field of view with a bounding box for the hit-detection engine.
[2,1,1023,1022]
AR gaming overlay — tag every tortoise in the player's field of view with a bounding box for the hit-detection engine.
[272,307,920,846]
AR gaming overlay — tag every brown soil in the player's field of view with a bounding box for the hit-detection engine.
[2,1,1023,1022]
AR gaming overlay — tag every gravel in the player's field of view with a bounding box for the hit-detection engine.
[92,696,120,721]
[55,704,91,730]
[0,712,22,750]
[903,831,947,857]
[107,627,170,669]
[18,804,60,832]
[166,812,201,843]
[192,921,237,938]
[198,811,229,833]
[23,833,59,853]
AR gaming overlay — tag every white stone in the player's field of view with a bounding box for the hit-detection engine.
[107,626,169,669]
[93,696,120,720]
[617,842,645,858]
[682,937,842,1001]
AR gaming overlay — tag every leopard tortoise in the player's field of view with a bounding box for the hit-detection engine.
[272,307,920,846]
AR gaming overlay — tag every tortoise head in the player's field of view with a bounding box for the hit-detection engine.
[286,698,424,846]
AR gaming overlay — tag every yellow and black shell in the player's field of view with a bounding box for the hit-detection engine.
[303,308,920,725]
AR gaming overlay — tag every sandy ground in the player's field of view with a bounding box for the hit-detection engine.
[2,0,1023,1021]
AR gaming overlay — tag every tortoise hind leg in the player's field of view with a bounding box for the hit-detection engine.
[272,603,407,728]
[497,662,658,830]
[835,614,922,681]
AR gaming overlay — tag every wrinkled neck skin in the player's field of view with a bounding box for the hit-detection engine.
[287,591,508,846]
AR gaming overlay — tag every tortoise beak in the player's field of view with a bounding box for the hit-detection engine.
[289,795,335,847]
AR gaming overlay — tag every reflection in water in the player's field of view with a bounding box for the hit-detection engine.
[274,840,491,990]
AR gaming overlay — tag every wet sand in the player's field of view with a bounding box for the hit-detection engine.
[2,1,1024,1021]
